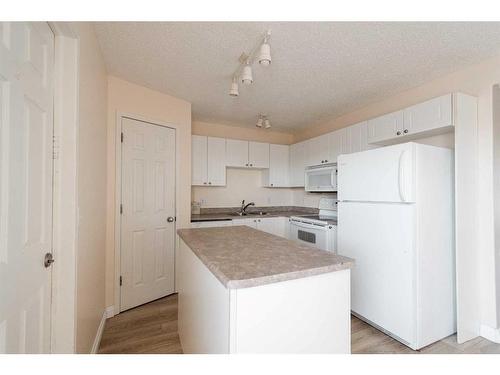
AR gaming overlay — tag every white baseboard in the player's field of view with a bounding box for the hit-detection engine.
[480,324,500,343]
[90,310,107,354]
[105,305,115,318]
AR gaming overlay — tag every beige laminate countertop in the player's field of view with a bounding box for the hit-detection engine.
[190,210,316,222]
[177,226,354,289]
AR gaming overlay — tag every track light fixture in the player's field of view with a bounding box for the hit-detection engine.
[256,114,271,129]
[229,77,239,96]
[229,30,271,96]
[241,62,253,85]
[256,117,263,127]
[258,33,272,66]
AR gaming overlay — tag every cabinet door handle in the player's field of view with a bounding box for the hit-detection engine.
[245,163,248,166]
[403,129,409,134]
[271,183,274,186]
[203,182,207,184]
[325,159,328,163]
[208,182,212,185]
[396,131,401,136]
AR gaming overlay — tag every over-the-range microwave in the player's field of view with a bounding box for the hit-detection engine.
[304,163,338,192]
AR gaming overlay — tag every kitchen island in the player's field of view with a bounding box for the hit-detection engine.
[176,226,354,353]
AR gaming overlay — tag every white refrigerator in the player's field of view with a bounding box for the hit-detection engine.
[337,142,455,350]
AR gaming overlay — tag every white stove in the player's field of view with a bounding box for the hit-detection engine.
[288,198,338,252]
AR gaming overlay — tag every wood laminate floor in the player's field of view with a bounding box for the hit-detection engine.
[98,293,500,354]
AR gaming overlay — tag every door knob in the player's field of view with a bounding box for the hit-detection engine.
[167,217,175,223]
[44,252,54,268]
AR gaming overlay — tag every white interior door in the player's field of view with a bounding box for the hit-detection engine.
[120,118,176,311]
[0,22,54,353]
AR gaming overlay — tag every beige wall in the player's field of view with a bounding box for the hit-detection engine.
[193,168,294,208]
[294,55,500,330]
[105,76,192,309]
[74,23,108,353]
[193,120,293,144]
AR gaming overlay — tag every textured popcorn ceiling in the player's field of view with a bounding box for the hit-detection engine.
[94,22,500,131]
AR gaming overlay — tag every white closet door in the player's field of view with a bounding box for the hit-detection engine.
[121,118,176,311]
[0,22,54,353]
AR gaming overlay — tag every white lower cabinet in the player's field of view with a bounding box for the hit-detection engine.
[232,217,288,238]
[191,220,232,228]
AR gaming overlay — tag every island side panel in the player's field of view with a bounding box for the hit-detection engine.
[229,269,351,354]
[177,239,230,353]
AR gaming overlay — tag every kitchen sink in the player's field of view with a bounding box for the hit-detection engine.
[229,212,268,216]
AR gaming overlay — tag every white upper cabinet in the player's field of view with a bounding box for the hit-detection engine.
[192,135,226,186]
[368,94,454,145]
[192,135,208,185]
[367,111,405,144]
[327,129,344,163]
[403,94,453,135]
[263,144,289,187]
[289,141,307,187]
[249,141,270,168]
[207,137,226,186]
[226,139,269,168]
[306,134,330,166]
[226,139,249,168]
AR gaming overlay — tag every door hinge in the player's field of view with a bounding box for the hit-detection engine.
[119,276,122,286]
[52,135,59,160]
[121,132,124,143]
[120,203,123,214]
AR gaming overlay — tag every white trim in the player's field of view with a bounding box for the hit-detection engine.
[90,310,107,354]
[114,113,180,313]
[105,306,115,319]
[480,324,500,344]
[49,22,80,354]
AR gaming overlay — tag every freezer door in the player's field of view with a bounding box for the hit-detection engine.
[338,201,415,346]
[337,142,415,203]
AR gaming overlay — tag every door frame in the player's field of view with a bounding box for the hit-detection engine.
[113,113,178,314]
[47,22,79,353]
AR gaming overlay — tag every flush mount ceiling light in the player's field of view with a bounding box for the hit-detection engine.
[256,114,271,129]
[229,30,271,97]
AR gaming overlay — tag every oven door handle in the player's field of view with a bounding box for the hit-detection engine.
[290,220,328,231]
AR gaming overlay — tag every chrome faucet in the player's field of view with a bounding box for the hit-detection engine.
[239,200,255,215]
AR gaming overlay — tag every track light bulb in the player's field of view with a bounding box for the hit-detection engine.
[241,64,253,85]
[229,79,239,97]
[258,42,271,66]
[264,119,271,128]
[256,117,263,127]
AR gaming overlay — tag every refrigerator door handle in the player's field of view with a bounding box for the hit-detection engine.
[398,150,407,202]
